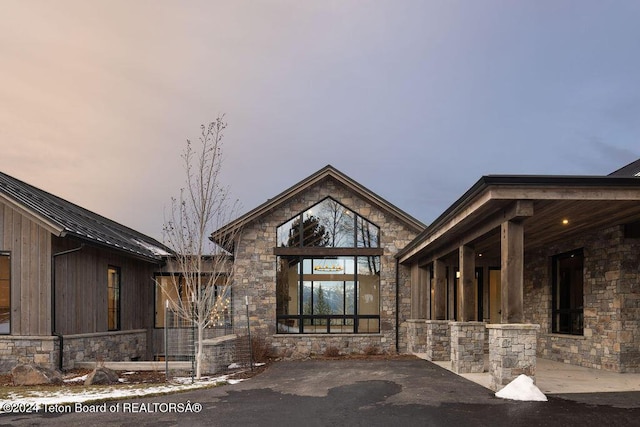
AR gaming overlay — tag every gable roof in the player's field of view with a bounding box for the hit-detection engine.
[0,171,170,262]
[212,165,426,251]
[396,173,640,264]
[609,158,640,177]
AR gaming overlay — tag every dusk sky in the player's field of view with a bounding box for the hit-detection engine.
[2,1,639,241]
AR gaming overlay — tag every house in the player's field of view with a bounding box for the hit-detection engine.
[397,158,640,389]
[4,158,640,388]
[211,165,425,357]
[0,171,171,371]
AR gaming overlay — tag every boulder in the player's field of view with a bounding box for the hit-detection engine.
[11,364,63,386]
[84,367,119,385]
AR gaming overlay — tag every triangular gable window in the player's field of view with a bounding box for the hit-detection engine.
[277,198,379,248]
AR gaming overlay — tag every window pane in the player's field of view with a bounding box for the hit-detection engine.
[277,257,300,317]
[312,199,355,247]
[108,267,120,331]
[277,217,300,247]
[552,251,584,335]
[0,254,10,334]
[358,257,380,316]
[356,217,380,248]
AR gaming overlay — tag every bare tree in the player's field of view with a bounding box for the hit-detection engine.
[161,116,241,379]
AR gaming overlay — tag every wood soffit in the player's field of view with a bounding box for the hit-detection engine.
[399,178,640,265]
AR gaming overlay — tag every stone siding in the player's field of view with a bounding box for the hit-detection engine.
[271,334,385,358]
[450,322,485,373]
[524,225,640,372]
[63,330,147,370]
[233,177,419,358]
[0,336,59,372]
[424,320,450,361]
[487,324,539,391]
[201,334,237,374]
[406,319,428,354]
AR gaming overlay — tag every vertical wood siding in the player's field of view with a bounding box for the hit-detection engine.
[52,237,157,335]
[0,204,52,335]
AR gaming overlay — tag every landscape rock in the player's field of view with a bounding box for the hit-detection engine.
[11,364,63,386]
[84,367,120,385]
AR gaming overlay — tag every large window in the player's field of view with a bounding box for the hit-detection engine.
[552,249,584,335]
[154,274,231,329]
[107,266,121,331]
[277,198,379,248]
[276,198,381,334]
[0,253,10,334]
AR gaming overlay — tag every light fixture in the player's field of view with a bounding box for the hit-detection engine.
[562,219,569,225]
[314,263,344,272]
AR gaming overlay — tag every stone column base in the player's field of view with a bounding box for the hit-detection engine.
[425,320,451,361]
[406,319,428,354]
[450,322,486,373]
[487,323,540,391]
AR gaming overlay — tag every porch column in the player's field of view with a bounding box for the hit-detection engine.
[426,259,450,361]
[433,259,447,320]
[459,245,476,321]
[501,220,524,323]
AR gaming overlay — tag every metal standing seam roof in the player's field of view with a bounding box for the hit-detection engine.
[609,158,640,177]
[0,171,171,262]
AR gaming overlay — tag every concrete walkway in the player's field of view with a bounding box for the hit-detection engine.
[417,354,640,394]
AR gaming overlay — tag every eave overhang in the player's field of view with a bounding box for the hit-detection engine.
[397,175,640,265]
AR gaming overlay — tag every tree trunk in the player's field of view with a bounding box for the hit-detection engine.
[196,323,204,379]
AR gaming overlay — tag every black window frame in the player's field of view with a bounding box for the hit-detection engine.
[275,198,382,335]
[107,265,121,331]
[552,249,584,335]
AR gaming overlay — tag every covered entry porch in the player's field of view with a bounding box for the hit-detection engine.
[399,175,640,390]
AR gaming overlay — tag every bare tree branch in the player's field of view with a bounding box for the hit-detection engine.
[159,116,242,379]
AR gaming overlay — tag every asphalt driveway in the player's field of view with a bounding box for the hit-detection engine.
[3,358,640,426]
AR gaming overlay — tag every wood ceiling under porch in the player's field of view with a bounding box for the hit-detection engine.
[398,176,640,325]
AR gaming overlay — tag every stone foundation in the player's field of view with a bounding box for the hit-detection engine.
[271,334,386,358]
[0,336,60,373]
[201,334,237,374]
[406,319,428,354]
[450,322,485,373]
[63,330,147,370]
[487,323,539,391]
[425,320,450,361]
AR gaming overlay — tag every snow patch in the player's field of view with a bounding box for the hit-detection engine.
[495,374,547,402]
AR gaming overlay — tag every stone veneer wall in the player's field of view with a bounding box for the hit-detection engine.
[406,319,428,354]
[63,330,147,370]
[524,225,640,372]
[233,177,419,358]
[450,322,485,374]
[0,336,60,372]
[271,334,385,358]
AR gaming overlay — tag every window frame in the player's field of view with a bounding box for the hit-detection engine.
[107,265,121,331]
[0,252,10,335]
[153,273,232,329]
[275,199,382,334]
[551,249,584,335]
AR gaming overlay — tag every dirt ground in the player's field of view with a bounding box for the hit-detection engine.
[0,353,413,387]
[0,364,269,387]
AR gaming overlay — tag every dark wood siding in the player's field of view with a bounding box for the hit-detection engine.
[0,203,52,335]
[52,237,158,335]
